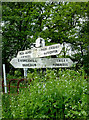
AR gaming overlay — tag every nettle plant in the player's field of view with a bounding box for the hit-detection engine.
[2,68,88,119]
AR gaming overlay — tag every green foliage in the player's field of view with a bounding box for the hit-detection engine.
[2,2,89,74]
[2,69,88,119]
[7,70,22,79]
[2,2,89,118]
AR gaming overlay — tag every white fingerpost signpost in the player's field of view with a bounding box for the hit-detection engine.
[10,37,73,75]
[17,43,62,58]
[10,58,73,68]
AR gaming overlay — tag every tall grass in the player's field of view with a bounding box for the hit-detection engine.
[2,68,88,119]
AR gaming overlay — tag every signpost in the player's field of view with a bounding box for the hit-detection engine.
[9,38,74,95]
[10,58,73,68]
[10,38,73,73]
[17,44,62,58]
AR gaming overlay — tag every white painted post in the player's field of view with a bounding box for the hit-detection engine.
[3,64,7,93]
[23,68,28,78]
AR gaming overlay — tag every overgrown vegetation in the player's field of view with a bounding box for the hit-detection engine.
[1,2,89,119]
[2,68,88,119]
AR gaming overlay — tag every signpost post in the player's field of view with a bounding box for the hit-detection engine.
[23,68,28,78]
[10,58,73,68]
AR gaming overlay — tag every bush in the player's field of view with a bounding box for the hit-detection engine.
[2,68,88,119]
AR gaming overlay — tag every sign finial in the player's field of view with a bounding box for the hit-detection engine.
[35,37,45,48]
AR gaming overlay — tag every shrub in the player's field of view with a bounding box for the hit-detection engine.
[2,68,88,119]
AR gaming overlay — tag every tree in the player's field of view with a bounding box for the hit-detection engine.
[2,2,45,73]
[2,2,89,73]
[82,2,89,75]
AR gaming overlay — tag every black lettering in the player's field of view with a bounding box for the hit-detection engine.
[22,64,36,67]
[25,51,31,54]
[57,59,64,62]
[44,50,57,55]
[41,48,47,51]
[19,52,24,55]
[22,64,29,66]
[53,63,68,66]
[18,59,37,62]
[21,55,31,58]
[49,45,59,50]
[66,59,68,62]
[57,59,68,62]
